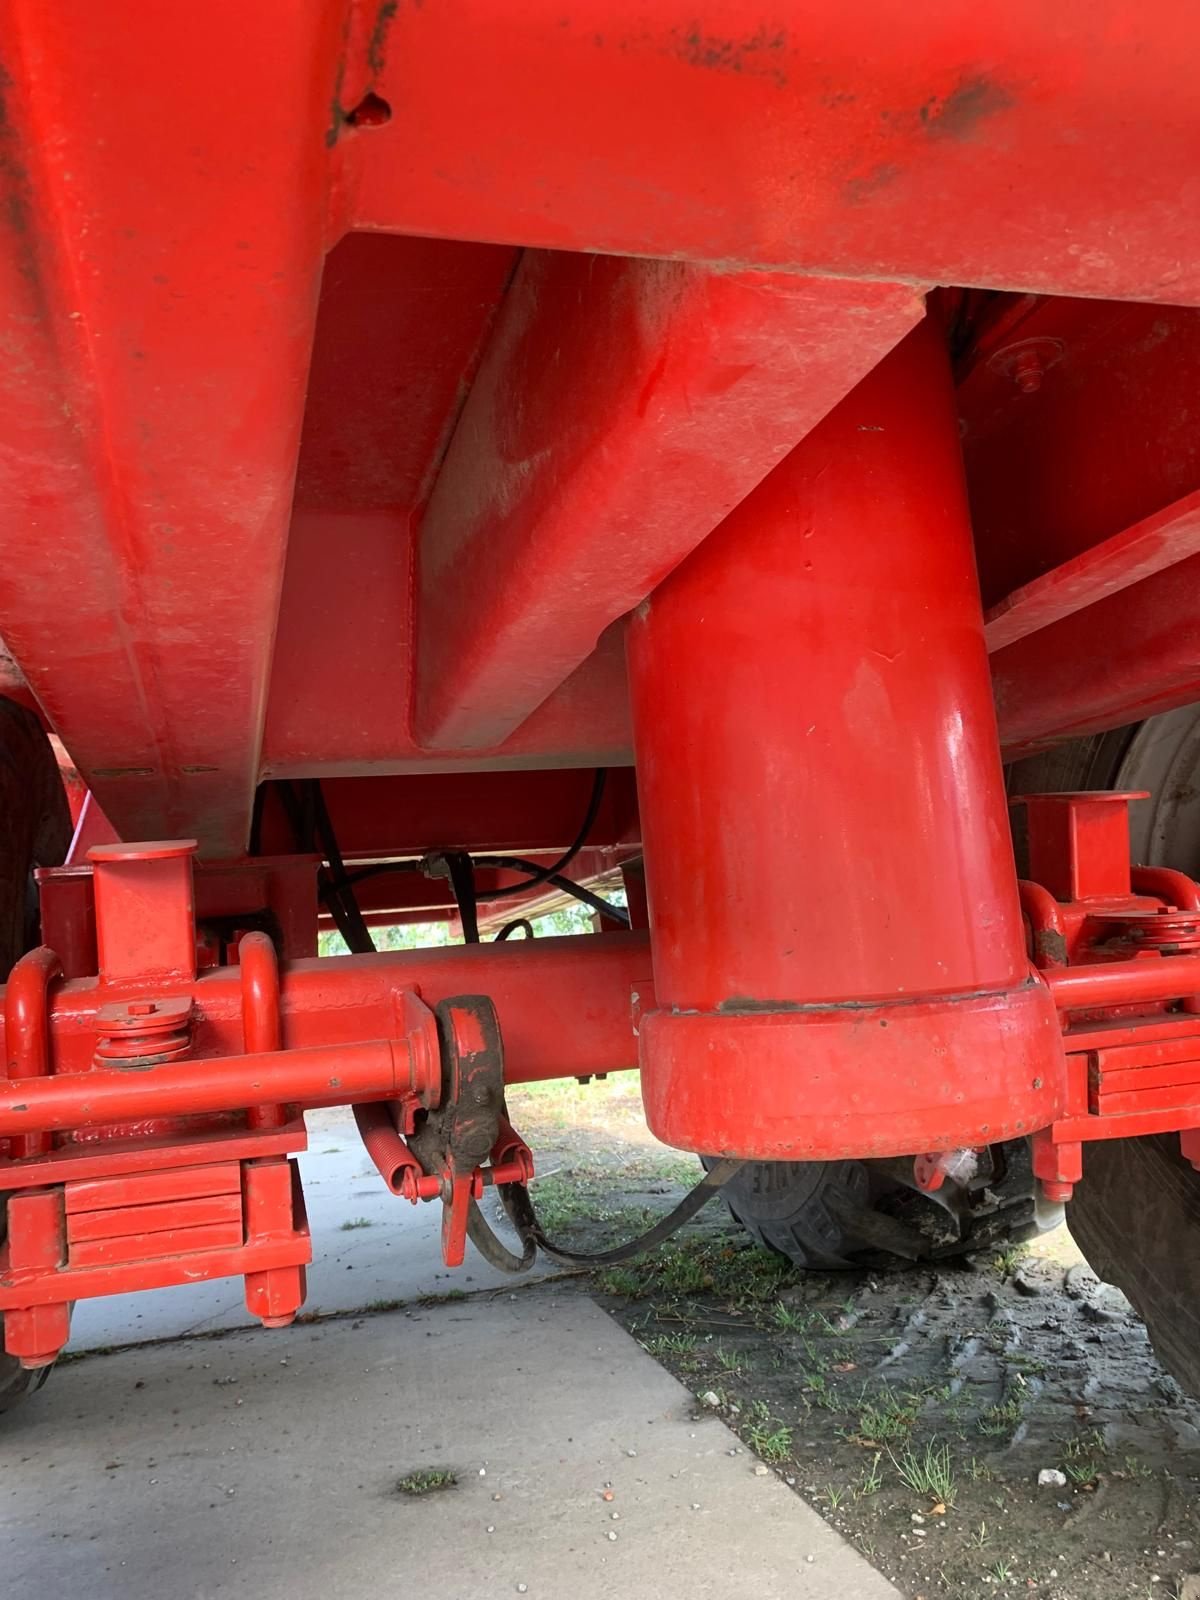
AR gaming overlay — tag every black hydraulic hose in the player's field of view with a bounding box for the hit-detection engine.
[339,858,629,925]
[326,770,625,923]
[279,780,370,955]
[499,1158,745,1268]
[466,1198,537,1273]
[469,858,630,926]
[437,849,480,944]
[309,781,376,955]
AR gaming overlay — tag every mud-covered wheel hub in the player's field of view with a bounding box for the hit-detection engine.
[704,1139,1054,1271]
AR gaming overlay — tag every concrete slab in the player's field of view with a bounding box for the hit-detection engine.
[2,1287,899,1600]
[69,1106,562,1350]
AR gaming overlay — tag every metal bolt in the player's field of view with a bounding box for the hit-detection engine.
[1013,349,1043,394]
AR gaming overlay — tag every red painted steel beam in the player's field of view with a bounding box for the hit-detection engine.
[993,553,1200,757]
[256,769,639,860]
[959,300,1200,752]
[413,253,923,748]
[984,490,1200,652]
[0,2,343,856]
[959,299,1200,609]
[0,932,650,1088]
[262,525,634,778]
[342,1,1200,304]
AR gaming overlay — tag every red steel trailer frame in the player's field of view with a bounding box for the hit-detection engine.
[4,1,1200,1371]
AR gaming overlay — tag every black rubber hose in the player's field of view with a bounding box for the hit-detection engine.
[437,850,480,945]
[466,1198,537,1273]
[499,1157,745,1267]
[279,780,369,955]
[309,781,376,955]
[478,769,609,899]
[469,859,631,925]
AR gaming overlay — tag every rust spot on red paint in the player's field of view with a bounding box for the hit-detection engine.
[367,0,398,76]
[669,23,789,84]
[717,996,804,1014]
[843,162,901,207]
[919,75,1015,143]
[1034,928,1069,967]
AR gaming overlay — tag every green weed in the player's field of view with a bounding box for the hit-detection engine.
[888,1439,957,1506]
[395,1468,457,1496]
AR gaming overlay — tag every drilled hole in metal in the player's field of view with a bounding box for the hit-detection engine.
[345,92,392,129]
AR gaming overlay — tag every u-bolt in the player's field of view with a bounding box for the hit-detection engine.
[4,946,62,1159]
[239,931,285,1129]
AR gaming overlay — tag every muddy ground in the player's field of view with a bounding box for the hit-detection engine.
[504,1077,1200,1600]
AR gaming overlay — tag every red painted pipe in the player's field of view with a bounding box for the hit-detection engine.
[0,1038,414,1136]
[1018,880,1068,969]
[1043,954,1200,1010]
[4,946,62,1158]
[1130,865,1200,913]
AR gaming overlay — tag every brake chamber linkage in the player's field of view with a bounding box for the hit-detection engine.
[350,989,743,1276]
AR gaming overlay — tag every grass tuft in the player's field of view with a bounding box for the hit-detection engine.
[745,1415,794,1463]
[395,1468,457,1496]
[888,1438,957,1506]
[977,1397,1022,1437]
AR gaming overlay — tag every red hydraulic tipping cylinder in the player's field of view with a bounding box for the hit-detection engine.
[626,315,1064,1161]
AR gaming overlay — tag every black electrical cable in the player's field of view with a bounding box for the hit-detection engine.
[478,768,609,899]
[433,850,480,945]
[309,781,376,954]
[339,768,613,900]
[280,779,377,956]
[339,857,629,926]
[494,918,534,941]
[469,857,631,926]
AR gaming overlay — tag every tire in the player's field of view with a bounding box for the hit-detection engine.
[0,698,73,1415]
[1010,706,1200,1394]
[705,1139,1056,1270]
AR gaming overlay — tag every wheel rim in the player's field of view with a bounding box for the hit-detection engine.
[1114,704,1200,872]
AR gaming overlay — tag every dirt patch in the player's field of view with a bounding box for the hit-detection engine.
[507,1079,1200,1599]
[600,1238,1200,1598]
